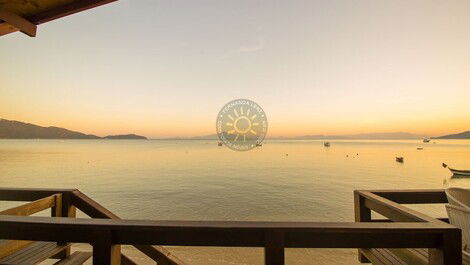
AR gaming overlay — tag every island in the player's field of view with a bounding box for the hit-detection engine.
[104,134,147,140]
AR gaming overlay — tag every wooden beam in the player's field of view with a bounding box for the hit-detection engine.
[0,188,76,201]
[28,0,117,25]
[0,215,450,248]
[0,10,36,37]
[0,194,56,216]
[0,23,18,37]
[369,189,448,204]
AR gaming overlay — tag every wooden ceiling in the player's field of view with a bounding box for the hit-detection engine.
[0,0,116,37]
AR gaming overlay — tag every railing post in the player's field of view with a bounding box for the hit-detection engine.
[51,192,76,259]
[354,191,371,263]
[264,231,284,265]
[428,228,462,265]
[92,230,121,265]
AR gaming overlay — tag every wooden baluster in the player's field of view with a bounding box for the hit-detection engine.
[51,193,76,259]
[354,191,371,263]
[264,231,284,265]
[429,229,462,265]
[92,230,121,265]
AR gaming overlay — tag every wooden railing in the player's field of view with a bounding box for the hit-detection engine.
[0,188,184,265]
[0,188,463,265]
[355,189,461,265]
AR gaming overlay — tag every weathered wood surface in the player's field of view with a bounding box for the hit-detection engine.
[0,241,69,264]
[0,240,32,259]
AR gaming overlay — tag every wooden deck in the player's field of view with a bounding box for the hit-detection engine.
[0,188,465,265]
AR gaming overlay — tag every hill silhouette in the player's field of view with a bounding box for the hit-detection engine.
[433,131,470,139]
[0,119,146,140]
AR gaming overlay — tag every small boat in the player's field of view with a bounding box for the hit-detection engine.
[423,138,431,143]
[218,142,223,146]
[448,167,470,177]
[417,147,423,150]
[324,142,330,147]
[396,157,404,163]
[442,163,448,168]
[255,142,262,147]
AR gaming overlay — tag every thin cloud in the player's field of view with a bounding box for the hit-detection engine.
[220,38,265,59]
[238,38,265,52]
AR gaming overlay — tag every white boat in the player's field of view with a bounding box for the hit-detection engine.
[449,168,470,177]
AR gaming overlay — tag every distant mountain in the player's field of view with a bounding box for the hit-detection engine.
[184,132,426,140]
[104,134,147,140]
[0,119,146,140]
[294,134,348,140]
[433,131,470,139]
[189,134,219,140]
[290,132,426,140]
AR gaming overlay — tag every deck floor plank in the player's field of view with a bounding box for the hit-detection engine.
[362,248,470,265]
[53,251,92,265]
[0,241,67,264]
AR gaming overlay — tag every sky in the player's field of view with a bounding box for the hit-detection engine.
[1,0,469,138]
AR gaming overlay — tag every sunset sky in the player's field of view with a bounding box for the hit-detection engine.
[1,0,469,138]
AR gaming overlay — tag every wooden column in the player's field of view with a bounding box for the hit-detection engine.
[92,230,121,265]
[51,192,76,259]
[354,191,371,263]
[428,229,462,265]
[264,231,284,265]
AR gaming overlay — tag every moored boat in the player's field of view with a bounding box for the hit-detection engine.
[324,142,330,147]
[423,138,430,143]
[218,142,223,146]
[396,157,404,163]
[448,167,470,177]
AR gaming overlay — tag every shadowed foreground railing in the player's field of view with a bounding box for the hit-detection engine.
[0,188,463,265]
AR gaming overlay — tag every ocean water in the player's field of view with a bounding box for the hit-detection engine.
[1,139,469,264]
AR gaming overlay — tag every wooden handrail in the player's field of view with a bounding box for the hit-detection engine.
[0,188,76,202]
[356,190,448,223]
[0,215,455,247]
[368,189,447,204]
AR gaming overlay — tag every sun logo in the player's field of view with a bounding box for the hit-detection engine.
[216,99,268,151]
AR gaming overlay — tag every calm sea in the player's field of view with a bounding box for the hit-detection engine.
[1,139,469,264]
